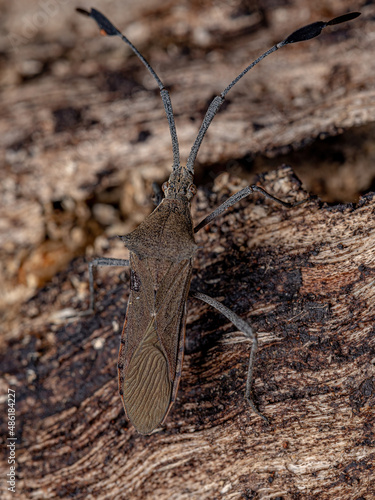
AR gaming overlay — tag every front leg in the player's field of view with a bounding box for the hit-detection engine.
[194,184,308,233]
[191,291,269,423]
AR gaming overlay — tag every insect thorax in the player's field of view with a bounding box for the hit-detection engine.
[121,198,197,262]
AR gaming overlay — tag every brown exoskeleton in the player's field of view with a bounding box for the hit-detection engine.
[77,8,360,434]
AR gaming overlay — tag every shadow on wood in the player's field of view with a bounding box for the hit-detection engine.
[1,167,374,499]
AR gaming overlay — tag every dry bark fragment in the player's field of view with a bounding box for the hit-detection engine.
[0,167,374,499]
[1,1,374,327]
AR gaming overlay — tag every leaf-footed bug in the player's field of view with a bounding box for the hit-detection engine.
[77,8,360,434]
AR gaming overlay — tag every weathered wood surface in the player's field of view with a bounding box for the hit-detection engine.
[1,167,375,499]
[1,1,375,498]
[1,0,374,326]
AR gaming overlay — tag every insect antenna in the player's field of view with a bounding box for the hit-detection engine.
[185,11,361,175]
[76,7,181,172]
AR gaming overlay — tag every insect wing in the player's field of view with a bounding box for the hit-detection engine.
[118,255,192,434]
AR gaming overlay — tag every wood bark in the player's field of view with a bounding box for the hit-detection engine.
[1,0,375,324]
[1,167,375,499]
[1,1,375,498]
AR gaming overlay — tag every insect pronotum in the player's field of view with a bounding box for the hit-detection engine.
[77,8,360,434]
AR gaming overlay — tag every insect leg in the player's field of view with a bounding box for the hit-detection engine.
[194,185,308,233]
[88,258,130,312]
[191,290,269,423]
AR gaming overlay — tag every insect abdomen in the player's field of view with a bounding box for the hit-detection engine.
[122,321,172,434]
[118,254,193,433]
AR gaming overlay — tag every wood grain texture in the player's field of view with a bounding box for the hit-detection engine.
[1,0,374,328]
[1,0,375,498]
[1,167,375,499]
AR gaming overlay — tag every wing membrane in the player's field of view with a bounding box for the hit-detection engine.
[123,319,172,434]
[119,254,192,434]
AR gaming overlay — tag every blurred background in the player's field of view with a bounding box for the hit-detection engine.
[0,0,374,334]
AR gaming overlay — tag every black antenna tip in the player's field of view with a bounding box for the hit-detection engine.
[76,7,120,37]
[282,21,326,45]
[327,12,361,26]
[280,11,361,47]
[76,7,90,17]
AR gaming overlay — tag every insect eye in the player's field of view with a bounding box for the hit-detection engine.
[162,181,169,192]
[189,184,197,195]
